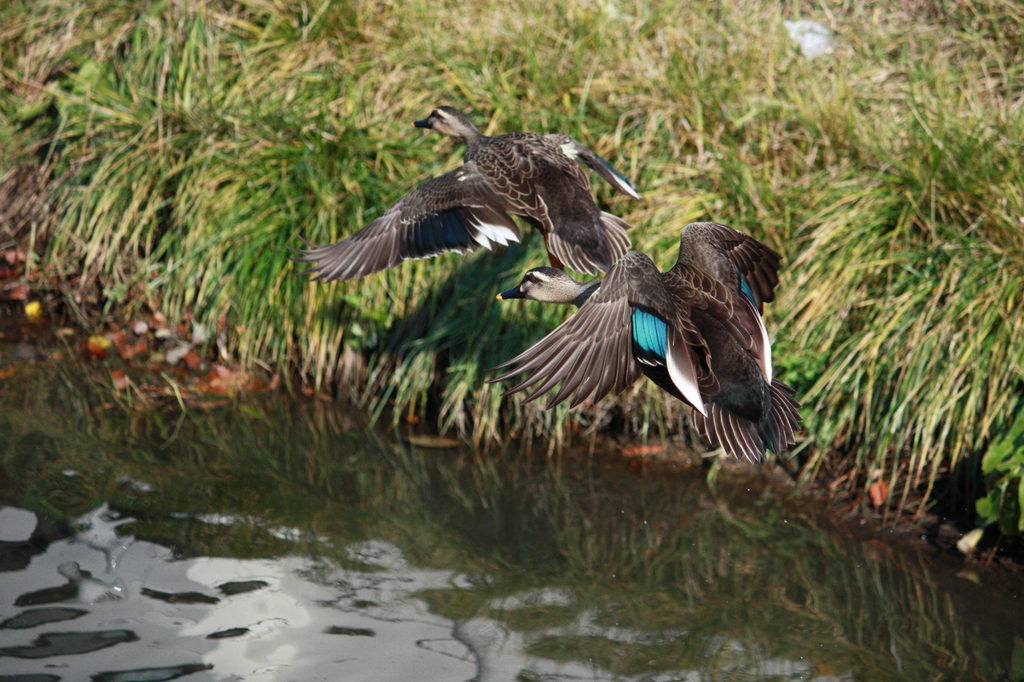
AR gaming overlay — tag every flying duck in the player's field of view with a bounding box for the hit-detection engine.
[490,222,800,462]
[291,106,643,282]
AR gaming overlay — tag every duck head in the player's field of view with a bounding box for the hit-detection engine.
[413,106,482,141]
[497,267,597,307]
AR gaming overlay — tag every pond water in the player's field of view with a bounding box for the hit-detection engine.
[1,359,1022,681]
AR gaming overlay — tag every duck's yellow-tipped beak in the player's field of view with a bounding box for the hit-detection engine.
[496,286,524,301]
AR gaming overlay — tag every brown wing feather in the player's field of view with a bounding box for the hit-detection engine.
[690,378,801,461]
[489,252,675,407]
[543,134,643,200]
[291,164,521,282]
[664,263,772,383]
[690,222,782,310]
[487,135,632,276]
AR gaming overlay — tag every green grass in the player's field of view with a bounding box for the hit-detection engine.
[2,0,1023,518]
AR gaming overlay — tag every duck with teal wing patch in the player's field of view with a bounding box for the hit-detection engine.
[291,106,642,282]
[491,222,799,462]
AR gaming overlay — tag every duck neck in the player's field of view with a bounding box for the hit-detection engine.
[455,121,485,148]
[572,278,602,307]
[460,136,484,160]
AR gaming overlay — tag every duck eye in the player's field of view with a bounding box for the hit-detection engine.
[526,274,536,283]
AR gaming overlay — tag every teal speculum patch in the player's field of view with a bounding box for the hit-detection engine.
[737,267,757,308]
[631,309,667,359]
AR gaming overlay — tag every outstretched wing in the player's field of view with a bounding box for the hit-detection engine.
[291,163,521,282]
[545,134,643,200]
[664,263,773,385]
[679,222,782,311]
[489,252,704,411]
[543,210,633,276]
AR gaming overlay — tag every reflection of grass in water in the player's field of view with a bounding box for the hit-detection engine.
[0,365,1017,680]
[397,443,1017,680]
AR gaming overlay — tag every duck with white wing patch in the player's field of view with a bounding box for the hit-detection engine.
[491,222,800,462]
[292,106,643,282]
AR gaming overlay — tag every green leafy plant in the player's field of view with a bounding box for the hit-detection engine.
[976,411,1024,537]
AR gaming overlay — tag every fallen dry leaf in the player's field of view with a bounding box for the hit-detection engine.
[3,249,26,265]
[24,300,44,323]
[1,281,29,300]
[868,479,890,507]
[83,335,113,360]
[111,369,129,391]
[119,339,148,360]
[88,335,113,349]
[183,350,201,371]
[107,331,126,348]
[957,527,985,555]
[202,365,248,395]
[620,444,665,457]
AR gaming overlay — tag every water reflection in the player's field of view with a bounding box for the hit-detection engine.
[0,510,474,680]
[0,362,1021,681]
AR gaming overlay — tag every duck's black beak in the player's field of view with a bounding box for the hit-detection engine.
[412,118,433,128]
[496,286,524,300]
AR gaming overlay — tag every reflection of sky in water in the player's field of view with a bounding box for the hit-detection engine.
[0,505,848,681]
[0,505,475,680]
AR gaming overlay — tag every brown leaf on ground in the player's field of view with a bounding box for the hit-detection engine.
[107,331,126,347]
[203,365,248,395]
[620,444,665,457]
[83,335,112,360]
[111,369,129,391]
[1,281,29,300]
[119,339,148,360]
[869,479,890,507]
[140,383,171,396]
[183,349,201,371]
[3,249,26,265]
[0,365,15,380]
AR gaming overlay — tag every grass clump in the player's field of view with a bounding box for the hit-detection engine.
[2,0,1023,519]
